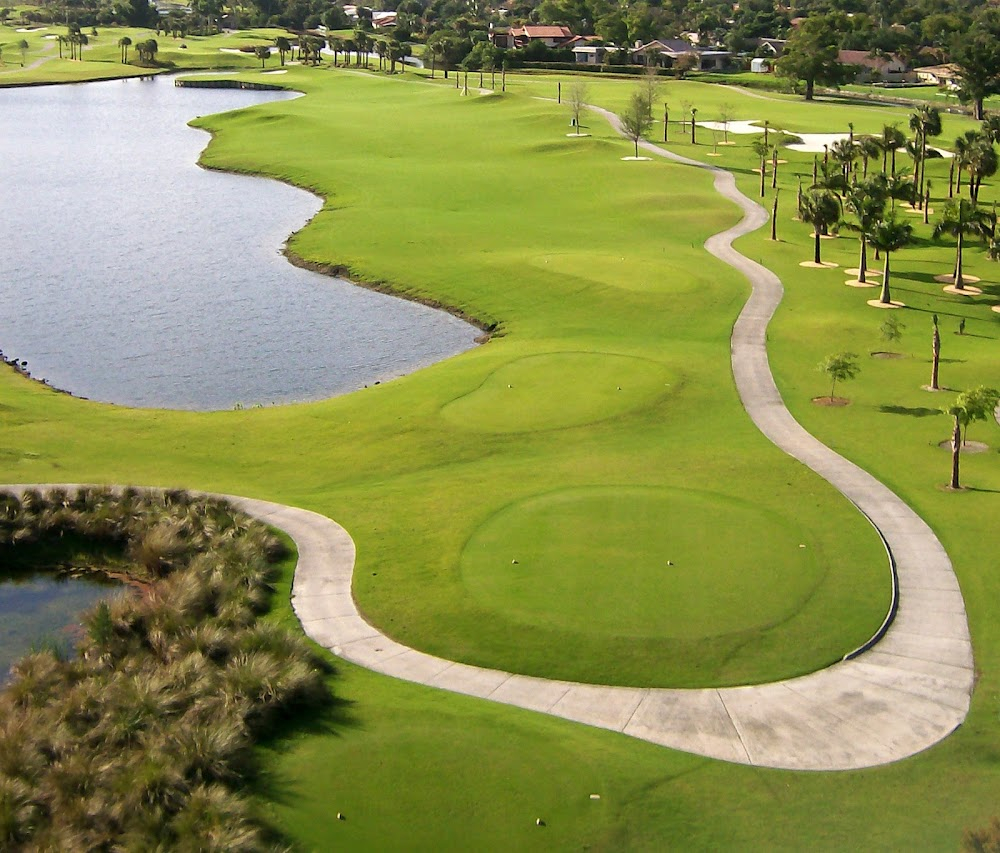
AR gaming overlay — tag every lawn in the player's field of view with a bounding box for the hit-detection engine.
[0,23,290,85]
[2,59,1000,849]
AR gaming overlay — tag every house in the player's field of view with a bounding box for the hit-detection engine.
[572,44,614,64]
[489,25,574,49]
[632,39,730,70]
[914,63,961,90]
[371,11,396,28]
[754,38,785,57]
[837,50,916,84]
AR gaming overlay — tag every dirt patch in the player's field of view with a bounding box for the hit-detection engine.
[812,396,850,406]
[871,351,905,359]
[800,261,839,269]
[937,440,989,454]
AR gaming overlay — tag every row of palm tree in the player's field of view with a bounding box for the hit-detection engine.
[0,487,331,848]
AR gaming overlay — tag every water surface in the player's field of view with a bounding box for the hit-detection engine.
[0,78,477,410]
[0,569,121,681]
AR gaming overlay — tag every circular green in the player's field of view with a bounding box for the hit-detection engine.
[439,352,673,433]
[460,487,823,640]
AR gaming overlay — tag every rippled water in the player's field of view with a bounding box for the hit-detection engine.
[0,78,477,410]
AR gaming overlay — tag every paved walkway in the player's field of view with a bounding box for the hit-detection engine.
[6,104,975,771]
[278,106,972,770]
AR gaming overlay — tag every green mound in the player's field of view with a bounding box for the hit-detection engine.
[440,352,673,433]
[460,486,822,640]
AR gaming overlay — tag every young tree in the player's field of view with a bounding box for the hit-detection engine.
[958,386,1000,445]
[718,101,734,144]
[118,35,131,64]
[932,200,993,290]
[253,45,270,68]
[776,13,847,100]
[567,80,588,133]
[868,212,913,304]
[800,190,841,264]
[17,37,27,66]
[818,352,860,401]
[942,387,1000,488]
[619,89,653,158]
[880,314,905,344]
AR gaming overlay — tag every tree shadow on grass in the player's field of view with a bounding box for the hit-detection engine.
[878,404,941,417]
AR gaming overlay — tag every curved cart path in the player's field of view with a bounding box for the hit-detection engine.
[279,104,972,770]
[5,105,974,771]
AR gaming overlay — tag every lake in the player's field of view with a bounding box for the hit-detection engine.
[0,77,478,410]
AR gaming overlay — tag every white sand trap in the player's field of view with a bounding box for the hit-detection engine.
[566,132,591,137]
[262,69,288,74]
[785,132,851,153]
[17,27,47,32]
[698,120,765,135]
[43,34,59,40]
[621,156,652,161]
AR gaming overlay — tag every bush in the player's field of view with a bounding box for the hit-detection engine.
[0,487,332,849]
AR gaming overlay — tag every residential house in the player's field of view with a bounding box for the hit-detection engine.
[838,50,916,84]
[914,63,961,90]
[632,38,730,70]
[489,25,574,49]
[754,38,785,57]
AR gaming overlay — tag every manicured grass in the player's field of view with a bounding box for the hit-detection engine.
[0,23,290,85]
[191,69,889,687]
[2,60,999,849]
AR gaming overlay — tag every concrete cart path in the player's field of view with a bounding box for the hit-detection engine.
[6,105,974,771]
[279,104,970,770]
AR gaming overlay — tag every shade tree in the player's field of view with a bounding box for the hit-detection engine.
[619,89,653,159]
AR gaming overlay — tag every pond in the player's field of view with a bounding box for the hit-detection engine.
[0,77,478,410]
[0,569,122,681]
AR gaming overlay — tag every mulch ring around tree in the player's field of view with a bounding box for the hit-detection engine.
[812,396,851,406]
[871,351,906,359]
[937,440,990,453]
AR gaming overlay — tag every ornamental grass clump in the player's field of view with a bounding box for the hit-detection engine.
[0,486,330,850]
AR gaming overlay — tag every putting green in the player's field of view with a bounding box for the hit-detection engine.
[461,486,820,639]
[439,352,674,433]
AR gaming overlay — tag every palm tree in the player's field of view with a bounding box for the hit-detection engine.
[751,137,770,198]
[842,176,889,284]
[830,138,857,182]
[868,212,913,305]
[800,190,841,265]
[932,200,993,290]
[858,136,882,179]
[274,36,290,67]
[253,45,270,68]
[118,35,131,64]
[880,123,906,174]
[960,132,998,202]
[908,105,942,207]
[353,28,369,67]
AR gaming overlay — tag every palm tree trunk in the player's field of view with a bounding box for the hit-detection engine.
[955,231,964,289]
[931,323,940,389]
[859,236,867,283]
[949,159,955,198]
[814,231,822,265]
[950,415,962,488]
[759,158,765,198]
[879,251,892,303]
